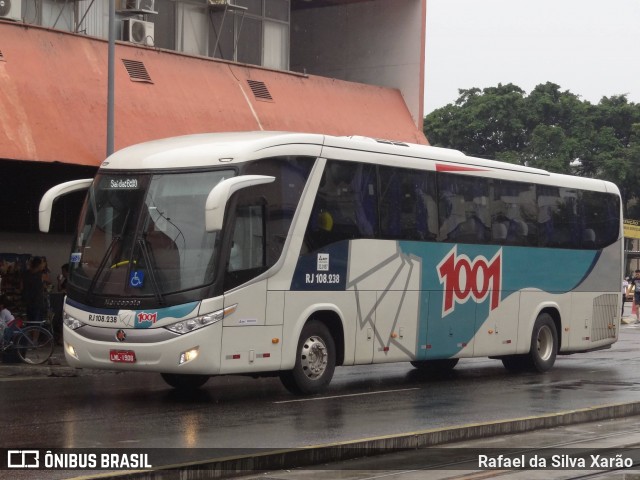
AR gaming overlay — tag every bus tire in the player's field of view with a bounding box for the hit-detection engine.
[280,320,336,395]
[410,358,459,372]
[160,373,209,390]
[527,312,558,372]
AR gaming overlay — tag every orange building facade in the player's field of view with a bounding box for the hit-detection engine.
[0,0,426,272]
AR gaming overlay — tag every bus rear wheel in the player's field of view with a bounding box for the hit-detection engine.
[410,358,459,373]
[280,320,336,395]
[501,313,558,373]
[527,312,558,372]
[161,373,209,390]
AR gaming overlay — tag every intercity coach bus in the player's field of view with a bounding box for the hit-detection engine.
[39,132,622,393]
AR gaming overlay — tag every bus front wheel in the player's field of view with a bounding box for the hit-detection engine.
[161,373,209,390]
[280,320,336,395]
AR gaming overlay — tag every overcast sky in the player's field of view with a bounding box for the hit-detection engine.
[424,0,640,114]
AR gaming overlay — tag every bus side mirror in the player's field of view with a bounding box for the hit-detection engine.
[205,175,275,232]
[39,179,93,233]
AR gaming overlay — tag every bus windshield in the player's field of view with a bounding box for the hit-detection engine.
[69,169,234,298]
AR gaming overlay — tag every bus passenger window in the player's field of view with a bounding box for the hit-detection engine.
[538,186,579,248]
[379,166,437,241]
[490,180,537,246]
[305,160,377,250]
[578,191,620,249]
[437,173,489,244]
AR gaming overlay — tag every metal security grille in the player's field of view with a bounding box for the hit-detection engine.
[122,59,152,83]
[247,79,273,101]
[591,293,618,341]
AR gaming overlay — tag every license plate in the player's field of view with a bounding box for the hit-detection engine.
[110,350,136,363]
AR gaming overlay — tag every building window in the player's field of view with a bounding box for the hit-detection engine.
[209,0,289,70]
[177,2,208,56]
[263,20,288,70]
[24,0,75,31]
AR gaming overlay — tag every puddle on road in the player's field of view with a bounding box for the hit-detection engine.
[522,379,640,392]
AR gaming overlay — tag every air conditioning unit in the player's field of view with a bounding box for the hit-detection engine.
[123,19,154,46]
[0,0,22,21]
[121,0,155,12]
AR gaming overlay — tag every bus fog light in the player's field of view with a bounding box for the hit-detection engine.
[179,347,199,365]
[66,343,78,359]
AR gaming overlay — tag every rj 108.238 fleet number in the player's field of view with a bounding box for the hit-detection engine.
[88,314,117,323]
[305,273,340,284]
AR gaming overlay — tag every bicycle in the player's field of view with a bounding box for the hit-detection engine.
[1,318,55,365]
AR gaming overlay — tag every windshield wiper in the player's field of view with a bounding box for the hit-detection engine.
[137,237,165,305]
[87,235,121,296]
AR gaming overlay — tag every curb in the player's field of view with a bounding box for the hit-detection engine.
[0,364,116,377]
[69,401,640,480]
[0,355,120,378]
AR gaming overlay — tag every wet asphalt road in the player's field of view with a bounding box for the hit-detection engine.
[2,317,640,476]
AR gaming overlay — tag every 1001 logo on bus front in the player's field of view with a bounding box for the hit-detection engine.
[437,246,502,317]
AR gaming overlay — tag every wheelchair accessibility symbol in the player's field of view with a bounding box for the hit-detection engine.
[130,271,144,288]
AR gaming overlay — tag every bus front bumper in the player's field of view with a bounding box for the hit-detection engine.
[62,322,223,375]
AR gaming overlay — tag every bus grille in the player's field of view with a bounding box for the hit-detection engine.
[591,294,618,341]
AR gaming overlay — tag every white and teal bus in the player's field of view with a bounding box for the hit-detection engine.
[39,132,622,393]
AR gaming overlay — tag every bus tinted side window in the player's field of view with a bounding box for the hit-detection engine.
[490,180,537,246]
[538,186,580,248]
[379,166,437,241]
[579,191,620,249]
[301,160,620,253]
[304,160,377,250]
[437,173,490,244]
[225,156,314,289]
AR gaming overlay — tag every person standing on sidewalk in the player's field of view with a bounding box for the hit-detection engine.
[623,277,629,317]
[633,270,640,324]
[22,256,46,324]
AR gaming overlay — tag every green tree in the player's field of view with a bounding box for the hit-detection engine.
[423,83,640,212]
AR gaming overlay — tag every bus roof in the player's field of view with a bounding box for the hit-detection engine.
[99,131,619,195]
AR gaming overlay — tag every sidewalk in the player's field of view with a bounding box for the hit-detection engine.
[0,343,109,378]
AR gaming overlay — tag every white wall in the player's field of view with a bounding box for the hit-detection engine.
[291,0,425,126]
[0,232,73,279]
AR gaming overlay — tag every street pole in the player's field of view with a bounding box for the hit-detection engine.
[107,0,115,157]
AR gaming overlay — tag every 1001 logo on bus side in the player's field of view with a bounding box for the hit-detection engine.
[437,246,502,317]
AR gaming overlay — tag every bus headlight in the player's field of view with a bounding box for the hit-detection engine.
[63,312,85,330]
[165,304,237,335]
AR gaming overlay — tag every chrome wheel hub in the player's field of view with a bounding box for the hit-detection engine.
[537,325,553,361]
[300,335,328,380]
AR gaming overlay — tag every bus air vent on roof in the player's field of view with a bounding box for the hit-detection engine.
[122,59,153,83]
[375,138,409,147]
[247,80,273,101]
